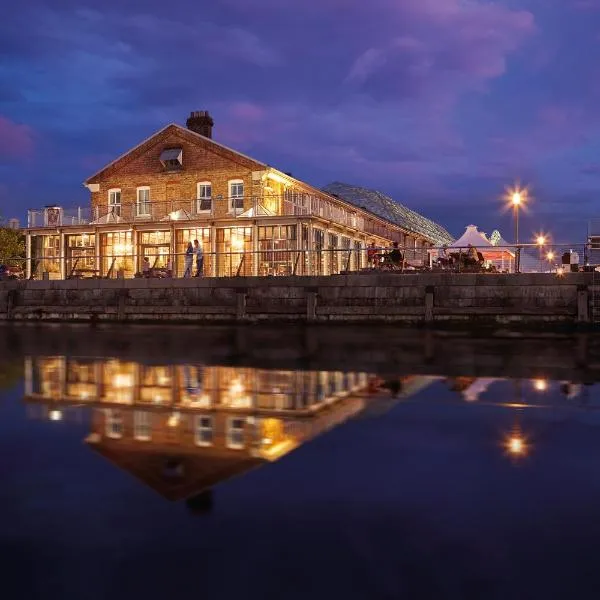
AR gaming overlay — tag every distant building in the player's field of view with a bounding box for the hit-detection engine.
[7,219,19,230]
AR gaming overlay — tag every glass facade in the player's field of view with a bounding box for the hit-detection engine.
[66,233,96,278]
[139,230,171,272]
[175,228,211,277]
[27,223,372,279]
[257,225,297,276]
[32,234,61,279]
[101,231,134,278]
[216,227,252,276]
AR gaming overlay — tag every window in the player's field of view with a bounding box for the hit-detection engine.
[136,187,151,217]
[195,415,213,447]
[229,180,244,213]
[105,409,123,439]
[159,147,183,170]
[108,189,121,217]
[134,411,152,441]
[227,417,245,449]
[197,182,212,212]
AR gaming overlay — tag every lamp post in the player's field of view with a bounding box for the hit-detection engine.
[512,192,522,273]
[546,250,555,273]
[536,235,546,272]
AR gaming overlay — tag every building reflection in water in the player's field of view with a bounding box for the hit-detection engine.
[24,357,372,504]
[24,359,572,497]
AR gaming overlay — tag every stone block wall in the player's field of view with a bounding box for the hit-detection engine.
[0,272,595,325]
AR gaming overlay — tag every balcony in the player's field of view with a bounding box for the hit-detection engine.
[26,194,390,240]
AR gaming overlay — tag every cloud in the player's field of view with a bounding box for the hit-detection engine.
[580,163,600,175]
[345,1,535,101]
[0,116,34,159]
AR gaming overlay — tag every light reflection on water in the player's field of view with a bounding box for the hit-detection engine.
[2,328,600,598]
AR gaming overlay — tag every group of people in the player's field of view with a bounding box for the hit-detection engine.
[367,242,404,270]
[437,243,483,270]
[140,239,204,278]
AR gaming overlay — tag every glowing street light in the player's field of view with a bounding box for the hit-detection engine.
[535,233,547,271]
[533,379,547,392]
[506,186,527,273]
[507,435,526,456]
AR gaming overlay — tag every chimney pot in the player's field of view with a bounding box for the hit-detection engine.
[187,110,214,138]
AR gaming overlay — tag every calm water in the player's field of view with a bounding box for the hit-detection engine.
[2,325,600,599]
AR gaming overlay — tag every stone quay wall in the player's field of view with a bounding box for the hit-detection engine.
[0,273,598,326]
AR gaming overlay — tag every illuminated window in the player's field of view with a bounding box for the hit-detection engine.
[228,180,244,212]
[227,417,245,449]
[136,187,151,216]
[108,189,121,217]
[105,409,123,439]
[197,182,212,212]
[134,411,152,441]
[195,415,213,447]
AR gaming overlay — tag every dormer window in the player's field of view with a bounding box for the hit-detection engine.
[159,147,183,170]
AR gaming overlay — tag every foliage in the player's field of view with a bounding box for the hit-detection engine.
[0,227,25,261]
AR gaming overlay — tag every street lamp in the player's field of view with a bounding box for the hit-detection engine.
[546,250,555,272]
[511,191,523,273]
[536,234,546,272]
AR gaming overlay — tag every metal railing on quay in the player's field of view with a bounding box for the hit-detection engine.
[429,243,591,274]
[2,243,595,281]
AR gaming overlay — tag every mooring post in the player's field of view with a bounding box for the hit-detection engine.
[425,285,434,323]
[577,285,590,323]
[306,288,318,322]
[6,289,16,320]
[236,291,247,320]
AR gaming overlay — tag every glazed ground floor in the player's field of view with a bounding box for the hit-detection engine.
[25,216,432,279]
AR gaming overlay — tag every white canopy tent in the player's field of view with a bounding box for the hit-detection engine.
[449,225,515,272]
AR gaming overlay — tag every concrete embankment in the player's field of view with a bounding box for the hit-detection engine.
[0,272,598,326]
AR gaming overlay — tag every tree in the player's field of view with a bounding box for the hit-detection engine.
[0,227,25,261]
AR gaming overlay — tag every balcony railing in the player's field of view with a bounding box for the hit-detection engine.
[26,194,389,238]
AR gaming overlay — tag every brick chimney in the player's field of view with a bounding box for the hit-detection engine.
[186,110,214,139]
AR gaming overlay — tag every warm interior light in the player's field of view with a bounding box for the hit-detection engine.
[114,243,132,255]
[533,379,547,392]
[230,379,244,395]
[266,171,290,185]
[113,373,133,388]
[167,412,180,427]
[231,233,245,252]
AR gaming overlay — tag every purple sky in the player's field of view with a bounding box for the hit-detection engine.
[2,0,600,241]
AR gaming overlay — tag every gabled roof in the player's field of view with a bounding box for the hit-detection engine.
[322,182,454,245]
[86,441,265,501]
[84,123,267,185]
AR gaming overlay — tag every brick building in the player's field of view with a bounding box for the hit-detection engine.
[25,111,448,279]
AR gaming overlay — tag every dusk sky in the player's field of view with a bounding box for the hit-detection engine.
[2,0,600,241]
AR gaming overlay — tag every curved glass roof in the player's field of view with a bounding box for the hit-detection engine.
[323,182,454,246]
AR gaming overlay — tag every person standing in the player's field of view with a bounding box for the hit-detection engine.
[193,239,204,277]
[183,242,194,278]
